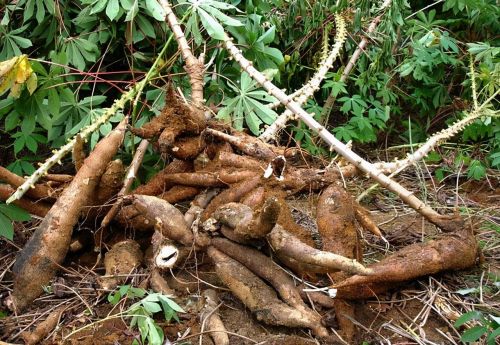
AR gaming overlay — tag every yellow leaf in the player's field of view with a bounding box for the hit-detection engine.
[15,56,33,84]
[0,55,37,98]
[26,73,37,95]
[0,56,18,77]
[9,83,22,98]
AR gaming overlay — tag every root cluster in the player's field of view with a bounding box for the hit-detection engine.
[1,89,478,343]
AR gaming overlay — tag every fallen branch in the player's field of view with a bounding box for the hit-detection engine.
[159,0,205,108]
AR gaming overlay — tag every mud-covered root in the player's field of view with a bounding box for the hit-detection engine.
[268,225,372,275]
[200,289,229,345]
[100,240,143,290]
[332,227,478,298]
[158,185,200,204]
[203,128,278,161]
[21,305,66,345]
[129,86,205,148]
[207,247,329,338]
[201,174,261,221]
[213,197,280,239]
[184,189,219,227]
[9,119,127,312]
[317,182,361,260]
[211,238,314,316]
[354,203,382,237]
[169,135,205,160]
[150,269,175,296]
[72,134,86,172]
[124,194,193,245]
[0,184,51,217]
[133,159,193,196]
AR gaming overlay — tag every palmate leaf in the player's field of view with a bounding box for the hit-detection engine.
[216,71,278,135]
[185,0,242,41]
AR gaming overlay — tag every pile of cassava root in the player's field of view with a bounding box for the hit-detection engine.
[0,86,478,344]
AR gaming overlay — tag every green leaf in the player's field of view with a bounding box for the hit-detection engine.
[467,160,486,180]
[486,327,500,345]
[90,0,108,14]
[455,311,484,328]
[106,0,120,20]
[0,204,31,221]
[125,0,139,21]
[197,8,225,40]
[158,295,185,313]
[257,26,275,44]
[145,0,166,21]
[460,326,488,343]
[142,301,162,313]
[0,213,14,240]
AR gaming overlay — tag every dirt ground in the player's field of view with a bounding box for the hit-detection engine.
[1,171,498,345]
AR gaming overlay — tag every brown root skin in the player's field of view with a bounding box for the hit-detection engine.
[96,160,124,204]
[216,151,265,170]
[72,134,86,172]
[207,247,329,338]
[150,269,175,296]
[83,159,125,220]
[200,289,229,345]
[134,159,193,195]
[184,189,219,228]
[268,225,372,275]
[129,86,205,147]
[211,238,312,314]
[21,305,65,345]
[100,240,143,290]
[204,128,281,161]
[158,185,200,204]
[139,170,257,197]
[0,184,51,217]
[317,183,361,260]
[317,183,362,342]
[333,227,478,297]
[124,194,193,246]
[116,204,153,232]
[0,166,55,200]
[279,167,338,192]
[201,174,261,221]
[168,135,205,160]
[354,203,382,237]
[298,285,336,309]
[10,119,127,312]
[214,198,280,239]
[241,186,266,208]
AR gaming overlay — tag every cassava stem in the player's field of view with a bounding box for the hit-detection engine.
[222,30,456,230]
